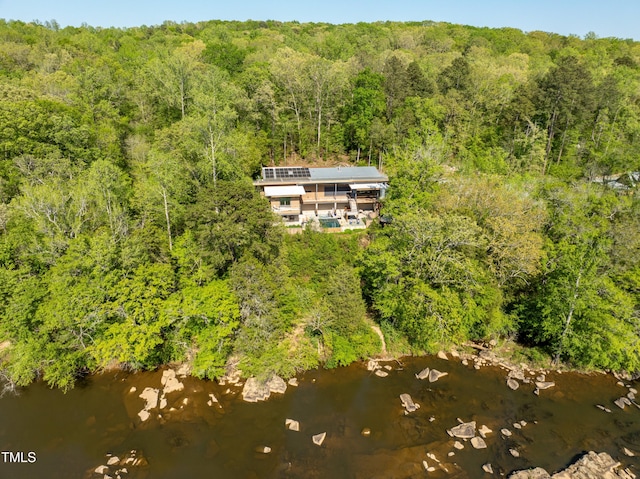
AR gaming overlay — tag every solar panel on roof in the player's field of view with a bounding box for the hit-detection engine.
[263,167,310,180]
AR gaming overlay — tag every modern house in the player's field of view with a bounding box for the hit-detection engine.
[254,166,388,226]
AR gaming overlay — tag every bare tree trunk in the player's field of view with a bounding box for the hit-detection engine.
[161,186,172,251]
[180,77,186,119]
[543,108,559,175]
[317,104,322,159]
[554,270,582,364]
[208,124,218,189]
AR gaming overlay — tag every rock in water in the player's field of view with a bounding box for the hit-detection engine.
[509,467,550,478]
[453,441,464,450]
[255,446,271,454]
[366,359,379,371]
[507,378,520,390]
[400,393,420,412]
[266,375,287,395]
[483,464,494,474]
[510,451,633,479]
[285,419,300,431]
[95,465,109,474]
[478,425,492,438]
[449,421,476,439]
[137,410,150,422]
[139,387,160,410]
[312,432,326,446]
[437,351,448,360]
[501,428,512,437]
[471,437,487,449]
[429,369,448,383]
[614,397,631,409]
[415,367,430,380]
[535,381,555,390]
[374,370,388,377]
[161,369,184,394]
[241,378,271,403]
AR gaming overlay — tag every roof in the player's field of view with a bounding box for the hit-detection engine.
[309,166,387,182]
[263,185,306,197]
[255,166,388,186]
[349,183,387,190]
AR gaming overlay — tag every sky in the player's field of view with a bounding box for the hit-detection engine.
[0,0,638,40]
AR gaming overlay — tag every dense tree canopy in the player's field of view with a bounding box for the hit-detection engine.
[0,18,639,389]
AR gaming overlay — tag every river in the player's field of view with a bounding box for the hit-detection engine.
[0,355,638,478]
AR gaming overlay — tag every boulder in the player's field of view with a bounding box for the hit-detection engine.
[95,465,109,474]
[471,437,487,449]
[366,359,379,371]
[241,378,271,403]
[374,370,389,378]
[510,448,520,457]
[107,456,120,466]
[509,451,635,479]
[429,369,448,383]
[437,351,448,360]
[415,367,430,380]
[161,370,184,395]
[266,375,287,395]
[551,451,633,479]
[453,441,464,450]
[137,409,150,422]
[288,378,299,387]
[312,432,326,446]
[176,363,190,377]
[501,428,512,437]
[614,397,632,409]
[483,464,494,474]
[400,393,420,412]
[535,381,555,390]
[449,421,476,439]
[478,425,492,438]
[139,388,160,410]
[509,468,551,479]
[285,419,300,431]
[507,378,520,390]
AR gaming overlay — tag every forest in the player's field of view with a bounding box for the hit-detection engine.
[0,18,639,390]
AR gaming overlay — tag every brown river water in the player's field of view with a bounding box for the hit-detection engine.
[0,355,638,479]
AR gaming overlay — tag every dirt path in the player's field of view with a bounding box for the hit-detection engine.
[370,325,387,355]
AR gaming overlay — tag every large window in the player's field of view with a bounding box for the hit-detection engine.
[324,184,350,196]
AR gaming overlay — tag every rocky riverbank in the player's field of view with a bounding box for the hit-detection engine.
[108,349,637,478]
[509,451,636,479]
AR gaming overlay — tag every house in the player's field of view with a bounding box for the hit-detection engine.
[254,166,388,226]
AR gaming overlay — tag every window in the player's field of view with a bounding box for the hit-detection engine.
[324,184,350,196]
[279,197,291,207]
